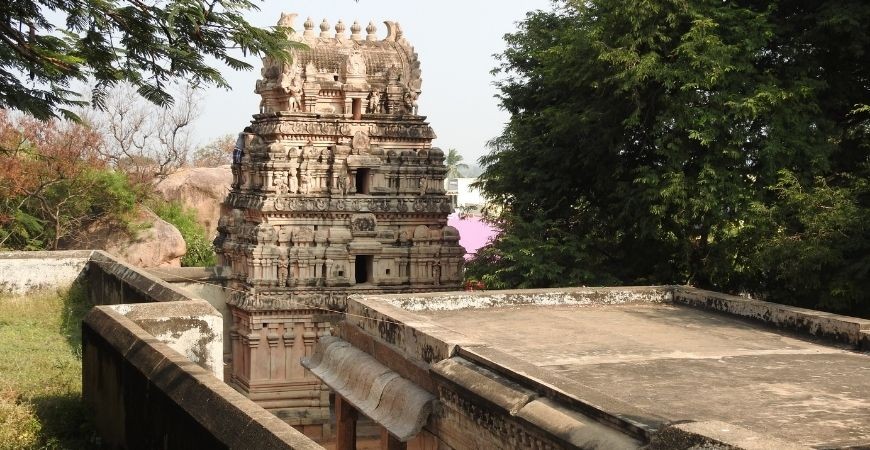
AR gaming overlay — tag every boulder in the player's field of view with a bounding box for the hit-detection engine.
[153,166,232,238]
[62,206,186,267]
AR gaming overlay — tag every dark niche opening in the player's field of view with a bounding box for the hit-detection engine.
[355,255,373,284]
[355,168,370,194]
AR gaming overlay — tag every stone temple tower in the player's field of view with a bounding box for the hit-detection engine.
[213,13,465,436]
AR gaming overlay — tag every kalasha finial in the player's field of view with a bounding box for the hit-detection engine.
[335,19,346,38]
[320,18,330,38]
[350,20,362,41]
[366,21,377,41]
[303,17,314,37]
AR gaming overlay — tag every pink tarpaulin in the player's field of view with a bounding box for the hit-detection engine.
[447,214,499,260]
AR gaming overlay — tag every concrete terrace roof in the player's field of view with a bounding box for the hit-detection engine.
[345,287,870,449]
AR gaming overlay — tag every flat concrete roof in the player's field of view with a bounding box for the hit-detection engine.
[415,303,870,448]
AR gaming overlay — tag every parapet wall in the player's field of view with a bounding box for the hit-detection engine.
[0,250,92,294]
[83,305,320,450]
[87,251,197,305]
[338,286,870,449]
[0,250,322,449]
[672,286,870,349]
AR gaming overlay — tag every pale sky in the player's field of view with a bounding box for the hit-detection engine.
[196,0,552,165]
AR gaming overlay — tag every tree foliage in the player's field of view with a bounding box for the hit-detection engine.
[1,0,298,120]
[149,200,216,266]
[471,0,870,315]
[192,133,234,167]
[84,82,200,181]
[0,110,138,249]
[445,148,469,178]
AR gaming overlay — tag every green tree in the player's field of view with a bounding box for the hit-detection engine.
[1,0,298,120]
[445,148,469,178]
[0,110,138,249]
[471,0,870,315]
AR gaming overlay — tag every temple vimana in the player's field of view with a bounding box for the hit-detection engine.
[212,13,465,436]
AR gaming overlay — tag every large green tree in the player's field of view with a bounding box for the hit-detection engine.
[471,0,870,315]
[1,0,296,120]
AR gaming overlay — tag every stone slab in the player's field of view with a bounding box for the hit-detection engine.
[417,303,870,448]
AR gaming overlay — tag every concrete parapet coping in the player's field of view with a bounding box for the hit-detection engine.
[84,305,321,449]
[378,286,673,311]
[431,356,643,449]
[89,250,207,304]
[672,286,870,349]
[144,266,231,283]
[107,299,223,379]
[0,250,96,259]
[456,345,667,441]
[358,285,870,353]
[346,293,487,364]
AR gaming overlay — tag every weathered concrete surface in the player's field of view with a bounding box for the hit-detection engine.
[673,286,870,349]
[87,251,200,305]
[82,305,322,449]
[145,266,233,361]
[648,421,812,450]
[419,303,870,448]
[108,300,223,380]
[0,250,90,294]
[384,286,672,311]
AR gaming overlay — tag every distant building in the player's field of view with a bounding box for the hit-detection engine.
[445,177,485,215]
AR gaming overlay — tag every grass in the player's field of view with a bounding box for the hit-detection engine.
[0,284,96,449]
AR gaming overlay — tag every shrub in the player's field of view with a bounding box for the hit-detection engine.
[149,200,216,267]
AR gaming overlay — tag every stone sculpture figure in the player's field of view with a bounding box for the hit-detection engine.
[368,90,382,113]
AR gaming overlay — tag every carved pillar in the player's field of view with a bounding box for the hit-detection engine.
[282,321,299,380]
[267,322,283,379]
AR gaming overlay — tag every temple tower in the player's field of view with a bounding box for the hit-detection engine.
[214,13,465,436]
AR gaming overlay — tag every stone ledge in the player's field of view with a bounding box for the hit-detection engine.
[145,266,231,282]
[456,345,665,441]
[672,286,870,348]
[647,421,811,450]
[431,356,644,449]
[83,306,321,449]
[302,336,435,442]
[89,251,202,303]
[515,398,641,449]
[0,249,95,259]
[338,322,436,393]
[431,357,536,414]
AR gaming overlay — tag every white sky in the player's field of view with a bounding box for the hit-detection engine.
[196,0,552,165]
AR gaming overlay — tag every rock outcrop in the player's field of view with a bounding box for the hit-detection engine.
[62,206,186,267]
[153,166,232,238]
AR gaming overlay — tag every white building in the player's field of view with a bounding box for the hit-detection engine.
[445,177,485,214]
